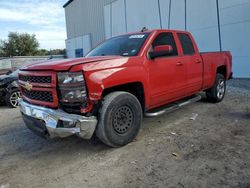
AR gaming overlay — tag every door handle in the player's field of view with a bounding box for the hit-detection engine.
[176,62,183,66]
[196,59,201,64]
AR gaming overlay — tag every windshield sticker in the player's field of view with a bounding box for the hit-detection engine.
[131,49,137,53]
[129,34,145,39]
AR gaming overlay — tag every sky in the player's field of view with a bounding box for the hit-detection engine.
[0,0,67,50]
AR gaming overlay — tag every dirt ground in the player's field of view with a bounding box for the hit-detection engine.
[0,79,249,188]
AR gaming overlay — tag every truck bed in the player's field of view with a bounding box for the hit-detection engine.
[200,51,232,90]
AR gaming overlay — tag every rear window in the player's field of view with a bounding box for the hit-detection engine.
[177,33,195,55]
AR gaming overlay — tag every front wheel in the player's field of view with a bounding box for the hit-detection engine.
[206,74,226,103]
[5,89,21,108]
[96,92,142,147]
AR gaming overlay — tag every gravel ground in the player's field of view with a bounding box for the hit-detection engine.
[0,79,249,188]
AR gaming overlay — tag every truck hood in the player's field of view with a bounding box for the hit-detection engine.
[20,56,122,71]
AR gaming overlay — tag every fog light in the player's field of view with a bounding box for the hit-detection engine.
[57,120,76,128]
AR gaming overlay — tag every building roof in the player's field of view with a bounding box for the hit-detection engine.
[63,0,74,8]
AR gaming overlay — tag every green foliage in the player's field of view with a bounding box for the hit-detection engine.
[0,40,5,57]
[36,49,66,56]
[0,32,66,57]
[0,32,39,56]
[50,49,66,55]
[37,49,49,56]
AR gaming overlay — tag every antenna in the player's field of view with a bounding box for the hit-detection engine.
[141,27,148,32]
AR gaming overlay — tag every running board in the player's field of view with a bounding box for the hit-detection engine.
[145,95,202,117]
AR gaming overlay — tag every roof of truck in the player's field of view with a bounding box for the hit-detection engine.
[116,29,189,37]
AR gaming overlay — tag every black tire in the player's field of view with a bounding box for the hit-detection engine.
[5,89,21,108]
[206,74,226,103]
[96,92,142,147]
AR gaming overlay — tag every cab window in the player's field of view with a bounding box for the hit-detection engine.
[152,32,178,56]
[177,33,195,55]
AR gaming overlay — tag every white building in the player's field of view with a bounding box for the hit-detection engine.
[64,0,250,78]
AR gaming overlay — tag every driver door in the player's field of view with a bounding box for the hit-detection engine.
[147,32,188,107]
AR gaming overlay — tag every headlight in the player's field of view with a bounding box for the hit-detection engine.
[58,72,84,85]
[57,72,87,103]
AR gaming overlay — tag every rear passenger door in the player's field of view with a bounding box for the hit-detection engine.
[177,33,203,94]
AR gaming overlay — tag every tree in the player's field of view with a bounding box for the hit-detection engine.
[0,40,4,57]
[50,49,66,55]
[0,32,39,56]
[36,49,66,56]
[37,49,49,56]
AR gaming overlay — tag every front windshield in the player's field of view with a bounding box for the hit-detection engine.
[86,33,150,57]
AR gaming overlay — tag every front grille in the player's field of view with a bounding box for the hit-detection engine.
[22,89,53,103]
[19,75,52,84]
[19,71,58,108]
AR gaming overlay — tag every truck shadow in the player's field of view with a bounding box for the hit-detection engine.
[225,111,250,121]
[0,93,215,161]
[0,104,9,110]
[0,124,111,162]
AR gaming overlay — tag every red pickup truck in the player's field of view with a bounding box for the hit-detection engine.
[19,29,232,147]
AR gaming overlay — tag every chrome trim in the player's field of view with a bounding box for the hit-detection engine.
[19,99,97,139]
[145,95,202,117]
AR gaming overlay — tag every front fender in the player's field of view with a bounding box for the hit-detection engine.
[6,80,19,93]
[84,66,149,106]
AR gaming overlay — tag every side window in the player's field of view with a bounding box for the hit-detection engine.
[177,33,195,55]
[152,33,178,56]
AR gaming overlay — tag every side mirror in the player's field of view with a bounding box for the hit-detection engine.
[149,45,173,59]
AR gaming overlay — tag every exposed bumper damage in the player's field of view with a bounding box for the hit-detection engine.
[19,99,97,139]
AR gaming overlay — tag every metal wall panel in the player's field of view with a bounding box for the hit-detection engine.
[64,0,117,48]
[104,4,112,39]
[169,0,185,30]
[65,39,75,58]
[65,34,91,58]
[186,0,220,52]
[111,0,126,36]
[82,34,91,55]
[126,0,161,32]
[65,0,250,77]
[191,28,220,52]
[159,0,170,29]
[220,0,250,8]
[75,36,83,49]
[219,0,250,77]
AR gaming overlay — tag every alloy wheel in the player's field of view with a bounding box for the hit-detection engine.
[10,91,21,107]
[217,79,225,100]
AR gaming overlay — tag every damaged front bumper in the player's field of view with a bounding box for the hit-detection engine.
[19,99,97,139]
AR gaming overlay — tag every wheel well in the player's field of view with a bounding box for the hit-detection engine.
[217,66,227,78]
[102,82,145,111]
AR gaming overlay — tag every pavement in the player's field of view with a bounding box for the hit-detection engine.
[0,79,249,188]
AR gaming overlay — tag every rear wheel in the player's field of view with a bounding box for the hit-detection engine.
[96,92,142,147]
[5,89,21,108]
[206,74,226,103]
